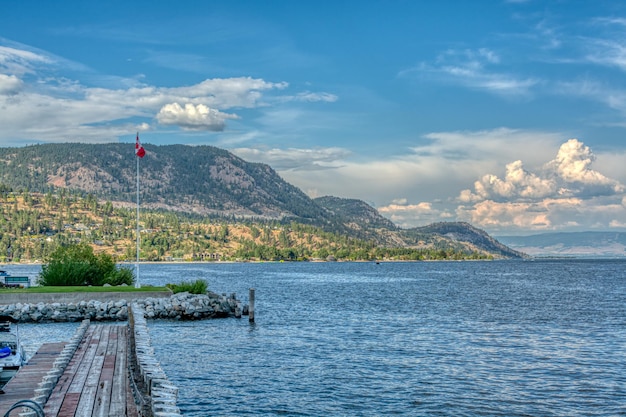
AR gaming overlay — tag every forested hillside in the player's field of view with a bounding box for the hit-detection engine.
[0,143,523,261]
[0,191,514,262]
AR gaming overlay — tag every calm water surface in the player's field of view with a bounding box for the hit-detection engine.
[144,260,625,417]
[8,260,626,416]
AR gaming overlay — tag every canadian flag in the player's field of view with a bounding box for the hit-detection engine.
[135,133,146,158]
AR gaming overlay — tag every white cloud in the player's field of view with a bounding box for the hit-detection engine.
[378,201,452,229]
[0,74,22,95]
[555,78,626,118]
[406,48,539,97]
[0,45,52,76]
[0,41,345,143]
[240,127,564,217]
[156,103,239,131]
[232,147,351,170]
[467,160,557,202]
[166,77,289,109]
[0,41,311,142]
[461,139,623,203]
[455,139,625,232]
[550,138,621,190]
[282,91,338,103]
[237,132,626,233]
[583,17,626,72]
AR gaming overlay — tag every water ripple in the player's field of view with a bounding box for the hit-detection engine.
[142,260,626,416]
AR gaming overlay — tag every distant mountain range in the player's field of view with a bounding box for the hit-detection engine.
[496,232,626,257]
[0,143,525,258]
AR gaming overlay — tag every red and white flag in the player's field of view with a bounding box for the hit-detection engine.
[135,133,146,158]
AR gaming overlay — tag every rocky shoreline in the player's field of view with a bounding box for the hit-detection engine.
[0,291,244,323]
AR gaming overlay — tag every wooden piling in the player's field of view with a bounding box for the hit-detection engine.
[249,288,255,323]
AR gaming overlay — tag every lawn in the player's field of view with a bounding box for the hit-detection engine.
[0,286,170,293]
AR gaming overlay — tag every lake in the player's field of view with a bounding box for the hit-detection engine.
[8,260,626,416]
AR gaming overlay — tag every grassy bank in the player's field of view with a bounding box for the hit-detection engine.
[0,286,169,294]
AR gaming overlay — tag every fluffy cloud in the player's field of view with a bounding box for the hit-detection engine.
[0,42,330,143]
[243,127,562,206]
[0,74,289,141]
[156,103,239,131]
[461,139,623,204]
[461,160,556,202]
[456,139,625,232]
[0,74,22,95]
[164,77,288,109]
[233,130,625,233]
[550,139,622,195]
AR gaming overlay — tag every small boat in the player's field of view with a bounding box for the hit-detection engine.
[0,316,26,387]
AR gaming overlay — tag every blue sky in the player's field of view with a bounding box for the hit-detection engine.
[1,0,626,235]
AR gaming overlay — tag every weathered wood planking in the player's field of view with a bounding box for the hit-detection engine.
[43,324,136,417]
[0,342,66,416]
[92,325,117,417]
[74,325,109,416]
[44,325,98,416]
[110,326,132,417]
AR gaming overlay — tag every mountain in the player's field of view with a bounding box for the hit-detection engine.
[314,196,397,230]
[497,232,626,257]
[313,196,405,245]
[0,143,330,221]
[402,222,527,259]
[0,143,523,258]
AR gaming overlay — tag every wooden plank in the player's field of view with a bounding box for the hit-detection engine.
[53,325,103,417]
[92,326,117,417]
[110,326,129,417]
[45,324,140,417]
[23,323,142,417]
[44,325,98,417]
[56,392,81,417]
[0,342,65,416]
[74,325,110,417]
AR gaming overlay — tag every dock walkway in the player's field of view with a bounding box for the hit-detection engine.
[43,323,138,417]
[0,304,182,417]
[0,324,139,417]
[0,342,66,414]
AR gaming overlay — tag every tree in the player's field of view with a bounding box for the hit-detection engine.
[38,243,134,286]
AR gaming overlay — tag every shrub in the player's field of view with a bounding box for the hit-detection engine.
[104,267,134,286]
[166,279,208,294]
[38,243,135,286]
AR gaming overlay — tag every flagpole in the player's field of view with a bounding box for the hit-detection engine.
[135,144,141,288]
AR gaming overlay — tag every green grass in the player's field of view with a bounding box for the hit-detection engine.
[166,279,208,295]
[0,286,170,294]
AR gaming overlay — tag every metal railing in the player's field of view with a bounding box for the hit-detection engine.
[3,399,44,417]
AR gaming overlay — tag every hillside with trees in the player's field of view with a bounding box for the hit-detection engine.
[0,190,518,262]
[0,143,524,261]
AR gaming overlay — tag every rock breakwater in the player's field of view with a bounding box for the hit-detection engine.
[0,291,242,323]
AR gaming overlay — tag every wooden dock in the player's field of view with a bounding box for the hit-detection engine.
[0,342,66,414]
[0,324,140,417]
